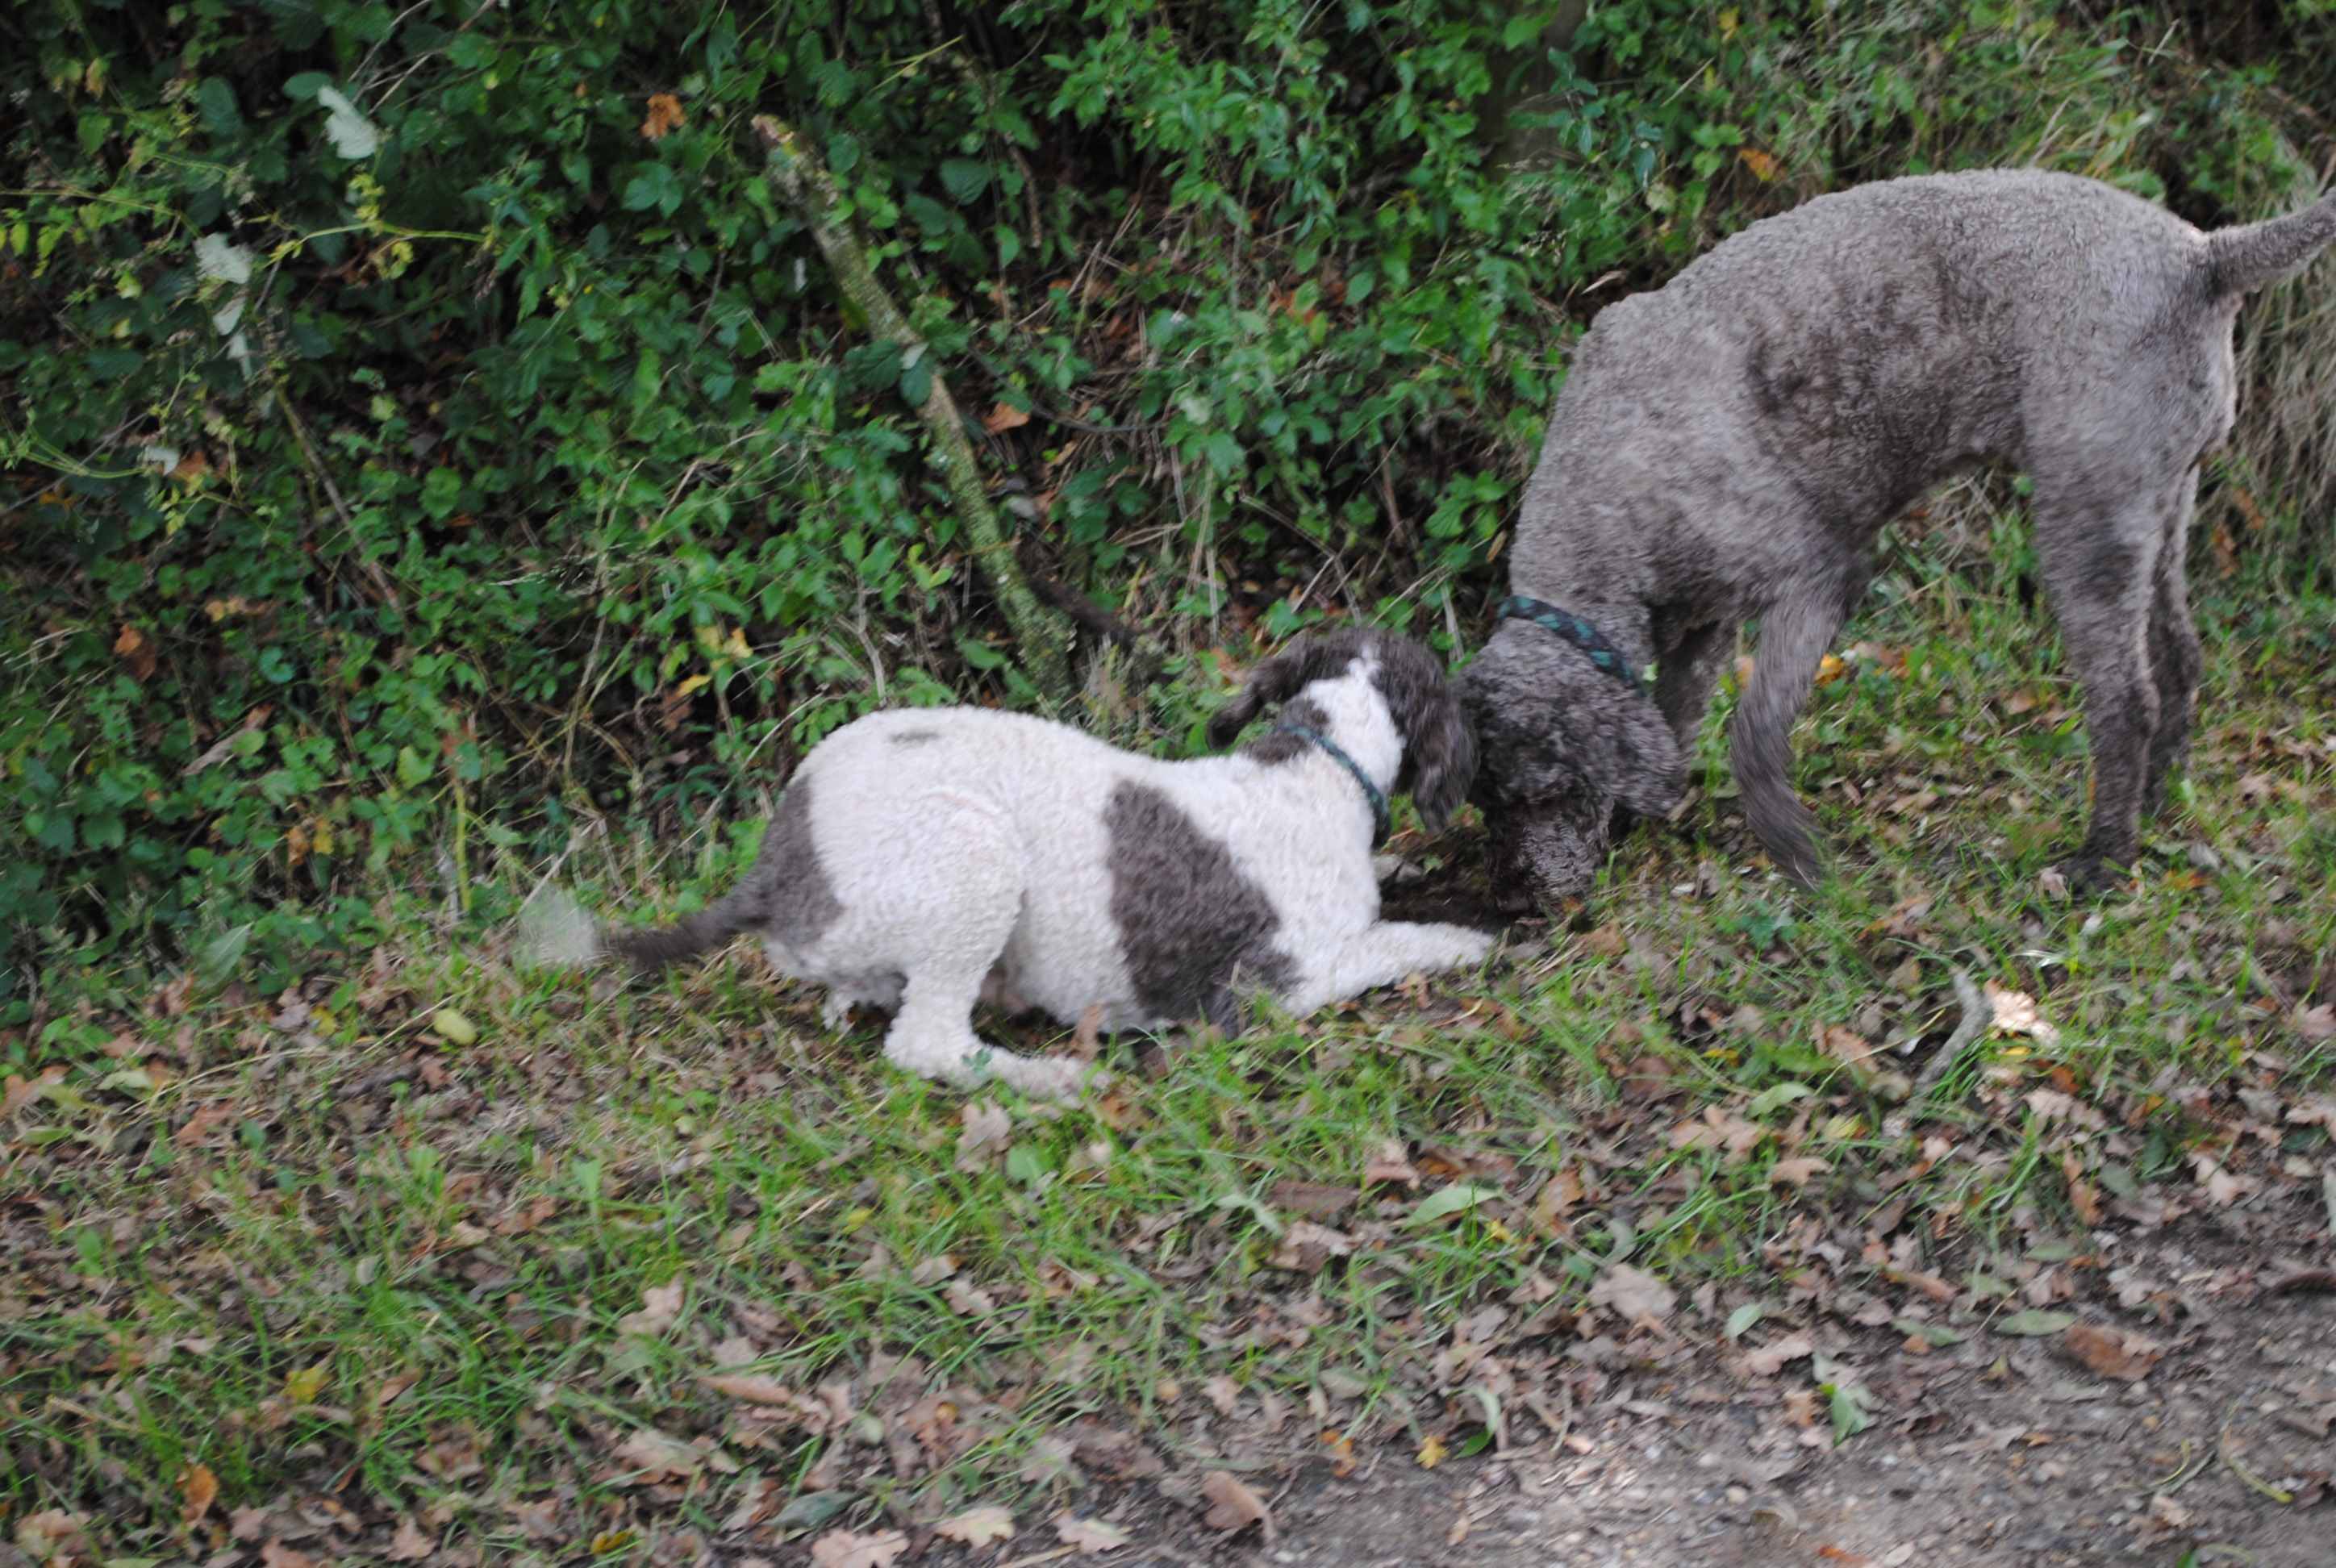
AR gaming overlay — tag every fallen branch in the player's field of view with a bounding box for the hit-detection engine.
[753,113,1074,705]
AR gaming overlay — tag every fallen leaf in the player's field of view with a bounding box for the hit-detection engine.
[1769,1156,1831,1188]
[1985,983,2059,1046]
[1199,1469,1273,1541]
[384,1518,436,1562]
[2060,1323,2163,1382]
[1269,1220,1354,1274]
[2294,1003,2336,1043]
[1742,1331,1814,1377]
[640,93,686,141]
[935,1506,1016,1547]
[1739,146,1782,182]
[178,1461,219,1527]
[983,400,1032,434]
[1054,1515,1130,1552]
[114,623,157,681]
[1365,1138,1420,1186]
[697,1372,834,1429]
[1589,1263,1676,1329]
[808,1527,909,1568]
[618,1280,685,1337]
[1416,1432,1447,1468]
[283,1362,330,1404]
[259,1543,316,1568]
[1407,1182,1503,1225]
[429,1007,479,1046]
[957,1100,1011,1172]
[1269,1179,1354,1220]
[1993,1309,2077,1337]
[611,1427,711,1483]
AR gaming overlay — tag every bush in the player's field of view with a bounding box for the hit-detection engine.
[3,0,2330,1018]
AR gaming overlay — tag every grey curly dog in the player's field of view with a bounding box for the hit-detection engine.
[1462,168,2336,910]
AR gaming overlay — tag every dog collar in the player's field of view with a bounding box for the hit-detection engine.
[1495,595,1652,689]
[1274,724,1392,846]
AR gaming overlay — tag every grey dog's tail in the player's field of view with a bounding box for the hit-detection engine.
[2206,190,2336,297]
[515,867,769,977]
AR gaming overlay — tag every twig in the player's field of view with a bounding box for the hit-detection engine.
[753,113,1074,705]
[1911,969,1988,1102]
[273,386,402,611]
[2217,1403,2295,1503]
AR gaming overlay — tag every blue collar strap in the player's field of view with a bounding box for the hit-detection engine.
[1495,595,1650,688]
[1274,724,1391,846]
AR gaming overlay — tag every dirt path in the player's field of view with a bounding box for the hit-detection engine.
[885,1203,2334,1568]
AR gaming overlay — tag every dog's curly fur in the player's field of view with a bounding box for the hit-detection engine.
[520,628,1491,1099]
[1465,168,2336,911]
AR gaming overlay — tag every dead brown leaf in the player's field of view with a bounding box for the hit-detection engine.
[177,1461,219,1528]
[1268,1220,1354,1274]
[1199,1469,1274,1541]
[114,623,156,681]
[1364,1137,1420,1186]
[935,1506,1016,1547]
[1589,1263,1676,1329]
[640,93,686,140]
[1768,1156,1831,1188]
[1741,1330,1815,1378]
[617,1279,684,1337]
[1986,982,2059,1045]
[2060,1323,2163,1382]
[1055,1515,1131,1552]
[983,400,1033,434]
[957,1100,1011,1172]
[2294,1003,2336,1043]
[1270,1179,1355,1221]
[384,1518,436,1562]
[808,1527,909,1568]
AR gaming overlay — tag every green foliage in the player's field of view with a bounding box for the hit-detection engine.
[2,0,2332,1016]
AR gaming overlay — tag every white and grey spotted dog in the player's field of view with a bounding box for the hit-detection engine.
[520,628,1493,1099]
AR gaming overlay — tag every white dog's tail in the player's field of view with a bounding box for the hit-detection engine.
[2207,190,2336,296]
[514,880,763,975]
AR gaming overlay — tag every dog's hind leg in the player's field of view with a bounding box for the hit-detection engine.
[1731,573,1858,886]
[861,803,1096,1101]
[2032,482,2168,888]
[1283,921,1496,1013]
[2142,478,2205,816]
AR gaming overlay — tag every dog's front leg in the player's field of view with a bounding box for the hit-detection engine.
[1284,921,1496,1013]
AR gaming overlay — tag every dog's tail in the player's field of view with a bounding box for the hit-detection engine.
[2206,190,2336,297]
[515,873,767,978]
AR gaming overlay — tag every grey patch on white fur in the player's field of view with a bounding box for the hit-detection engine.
[607,778,842,971]
[1103,781,1295,1032]
[889,729,939,747]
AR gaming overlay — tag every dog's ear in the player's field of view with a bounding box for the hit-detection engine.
[1207,635,1337,749]
[1374,636,1478,832]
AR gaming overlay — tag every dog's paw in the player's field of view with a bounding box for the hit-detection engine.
[2056,855,2134,899]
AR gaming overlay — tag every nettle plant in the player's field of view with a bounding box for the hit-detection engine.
[3,0,2329,1022]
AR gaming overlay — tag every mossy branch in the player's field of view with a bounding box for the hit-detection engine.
[753,113,1074,707]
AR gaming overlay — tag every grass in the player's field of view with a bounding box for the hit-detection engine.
[5,507,2334,1562]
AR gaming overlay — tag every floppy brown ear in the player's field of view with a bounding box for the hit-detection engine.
[1206,635,1337,749]
[1374,636,1478,832]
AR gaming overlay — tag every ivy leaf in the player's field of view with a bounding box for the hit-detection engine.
[939,158,993,202]
[198,78,242,139]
